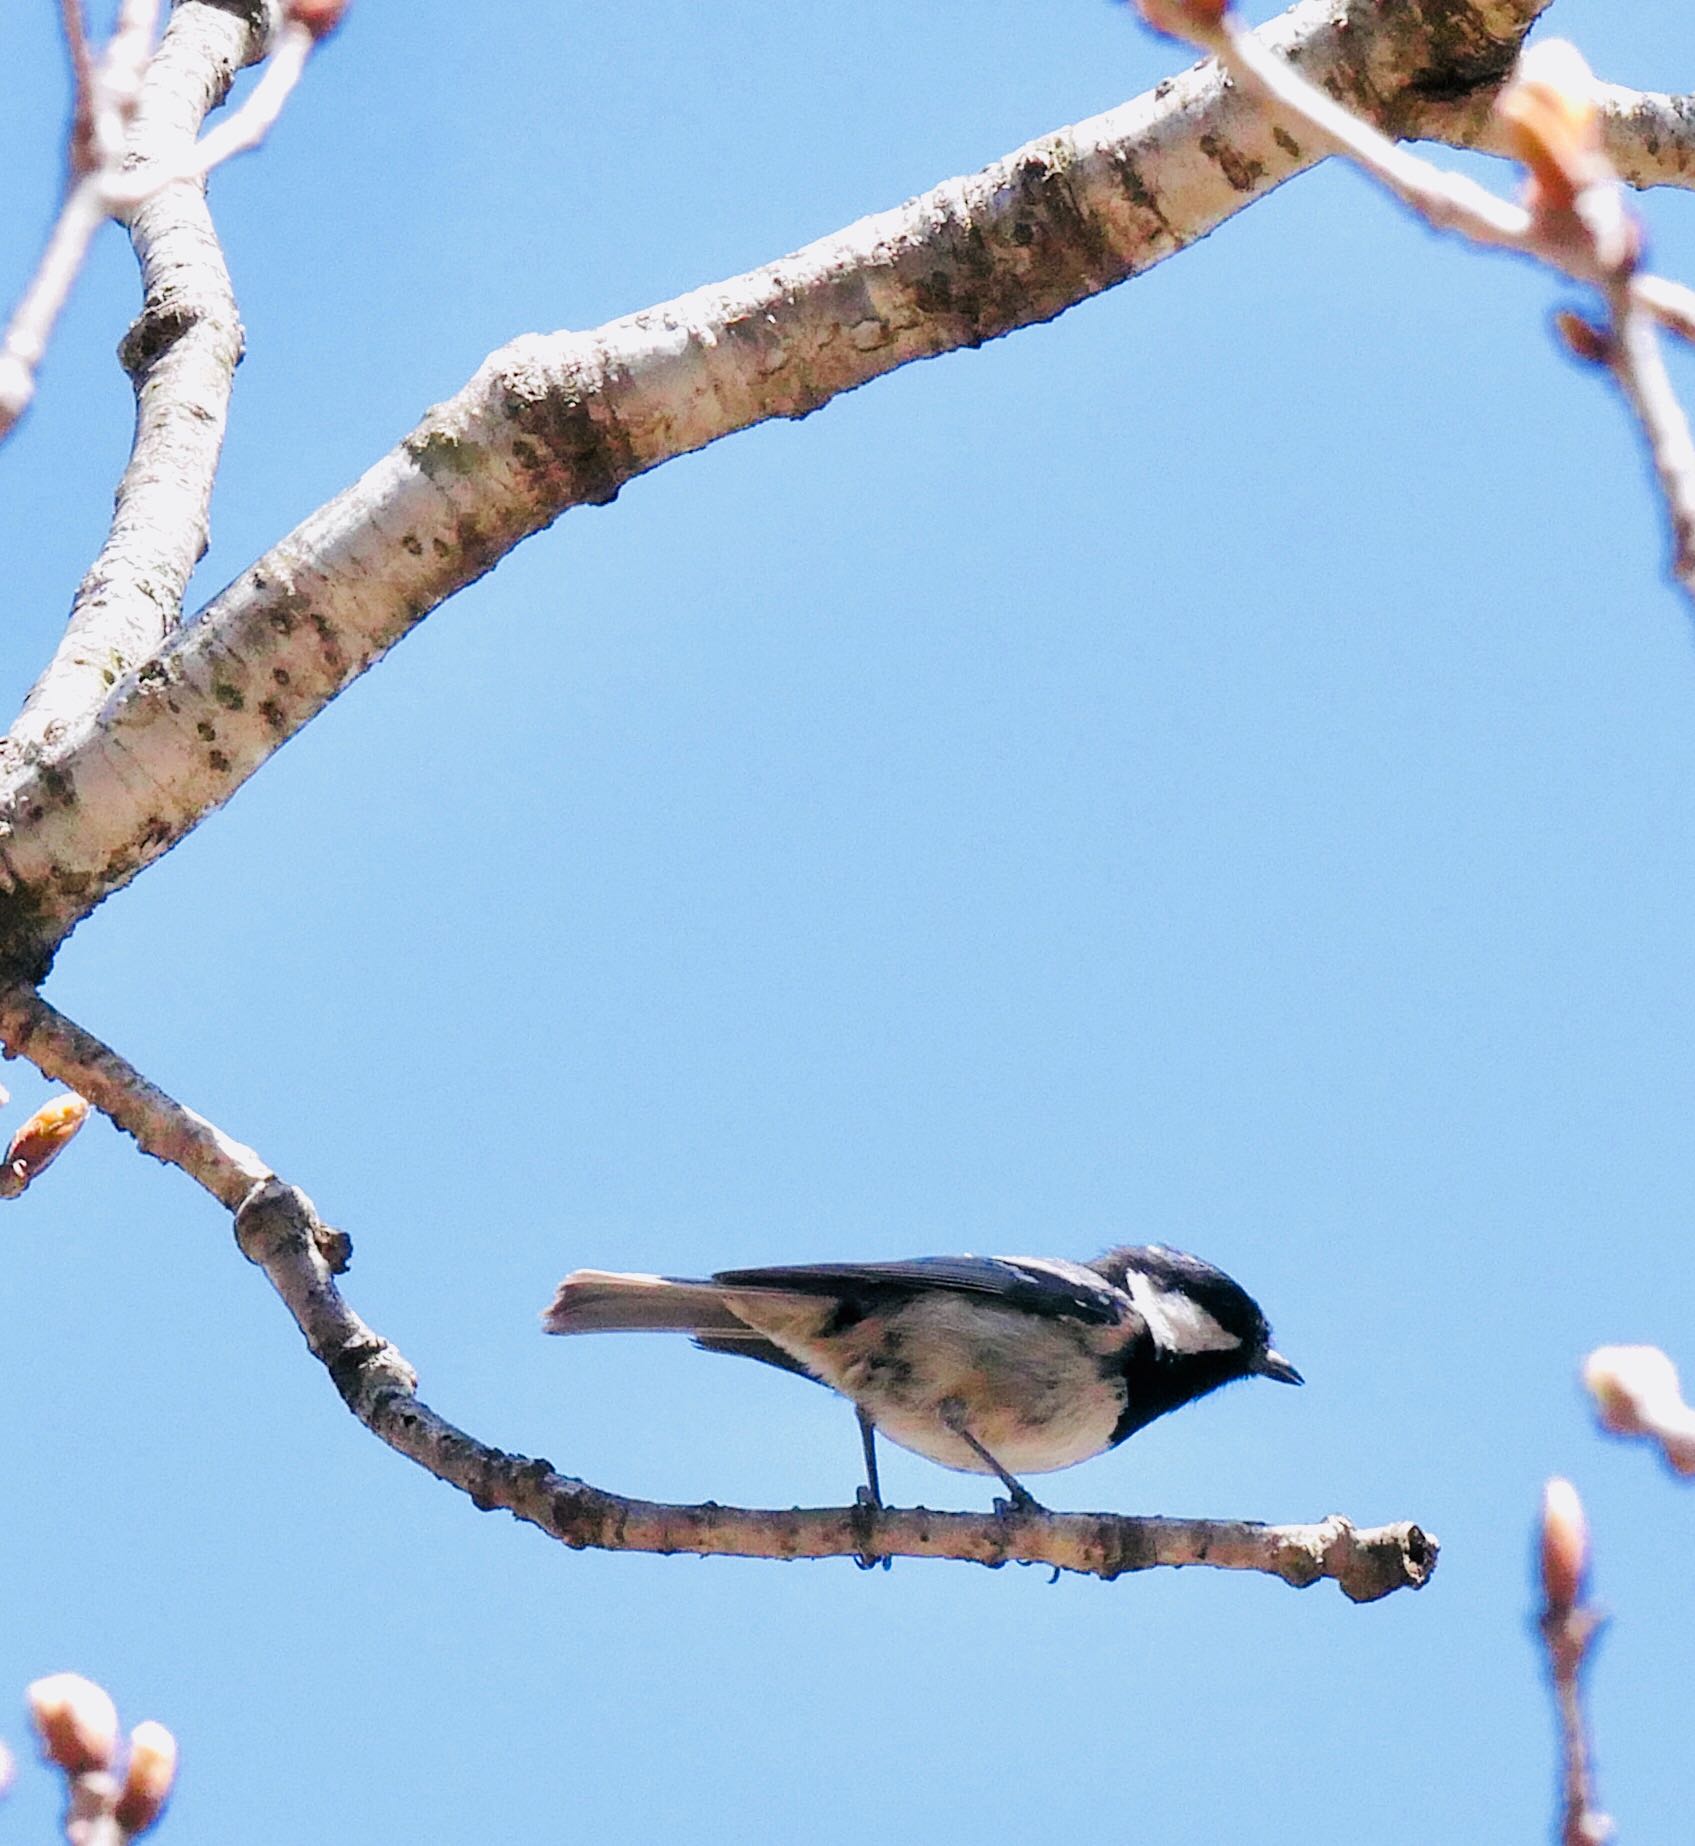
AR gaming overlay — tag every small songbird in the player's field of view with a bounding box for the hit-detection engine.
[542,1245,1300,1507]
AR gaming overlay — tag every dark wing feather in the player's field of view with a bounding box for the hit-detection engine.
[692,1331,823,1380]
[709,1255,1129,1326]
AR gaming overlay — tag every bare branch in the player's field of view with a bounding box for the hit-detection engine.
[6,2,281,766]
[1207,17,1532,251]
[59,0,100,177]
[105,18,315,204]
[1418,87,1695,195]
[1138,7,1695,595]
[1604,293,1695,582]
[0,990,266,1206]
[1537,1480,1612,1846]
[64,1773,124,1846]
[99,0,165,150]
[1596,85,1695,191]
[0,0,168,446]
[0,988,1436,1601]
[0,0,303,458]
[170,14,309,180]
[0,177,111,444]
[0,0,1552,974]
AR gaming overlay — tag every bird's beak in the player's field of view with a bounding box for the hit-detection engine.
[1257,1349,1303,1386]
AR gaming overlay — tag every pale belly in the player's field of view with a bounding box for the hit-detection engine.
[724,1288,1130,1476]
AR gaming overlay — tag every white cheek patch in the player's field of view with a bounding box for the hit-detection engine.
[1124,1272,1243,1355]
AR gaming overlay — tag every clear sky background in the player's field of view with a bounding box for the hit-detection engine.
[2,2,1694,1840]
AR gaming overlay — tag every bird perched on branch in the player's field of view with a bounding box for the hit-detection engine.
[542,1245,1300,1508]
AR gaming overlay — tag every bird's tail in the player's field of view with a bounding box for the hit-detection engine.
[541,1269,751,1336]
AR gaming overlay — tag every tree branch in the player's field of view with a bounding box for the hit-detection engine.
[1538,1480,1612,1846]
[5,2,282,768]
[0,986,1437,1601]
[0,0,1555,975]
[1143,10,1695,596]
[1444,83,1695,191]
[9,2,1693,970]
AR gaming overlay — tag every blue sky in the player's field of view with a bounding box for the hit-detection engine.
[2,1,1694,1839]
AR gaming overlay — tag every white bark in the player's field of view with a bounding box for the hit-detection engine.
[4,2,280,768]
[0,0,1580,971]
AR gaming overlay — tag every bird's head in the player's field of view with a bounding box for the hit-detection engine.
[1093,1244,1301,1432]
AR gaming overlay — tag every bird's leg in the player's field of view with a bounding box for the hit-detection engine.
[856,1407,883,1510]
[852,1408,890,1571]
[938,1398,1045,1513]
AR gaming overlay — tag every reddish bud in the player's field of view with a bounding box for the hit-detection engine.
[1134,0,1229,44]
[287,0,348,39]
[26,1675,118,1774]
[113,1722,178,1836]
[1539,1477,1589,1614]
[1496,40,1609,216]
[1554,309,1609,365]
[1585,1345,1680,1433]
[1,1092,89,1197]
[1585,1345,1695,1473]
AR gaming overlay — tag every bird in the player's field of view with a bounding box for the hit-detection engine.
[541,1245,1300,1509]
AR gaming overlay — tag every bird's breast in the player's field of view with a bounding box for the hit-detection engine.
[731,1290,1130,1477]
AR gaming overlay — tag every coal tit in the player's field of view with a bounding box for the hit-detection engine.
[542,1245,1300,1506]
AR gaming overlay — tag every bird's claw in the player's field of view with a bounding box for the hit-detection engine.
[852,1484,890,1570]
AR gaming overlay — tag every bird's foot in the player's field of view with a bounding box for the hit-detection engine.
[852,1484,890,1571]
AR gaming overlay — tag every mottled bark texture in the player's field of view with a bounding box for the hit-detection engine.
[0,0,1570,978]
[4,2,282,772]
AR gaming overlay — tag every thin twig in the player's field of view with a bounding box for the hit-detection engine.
[1604,300,1695,583]
[1221,23,1532,250]
[99,0,163,145]
[0,0,316,451]
[0,986,1438,1600]
[1633,273,1695,344]
[58,0,100,177]
[1143,1,1695,597]
[1204,16,1694,339]
[1543,1619,1610,1846]
[7,0,274,759]
[0,0,162,446]
[0,178,113,443]
[63,1771,123,1846]
[0,0,163,443]
[1538,1481,1612,1846]
[105,20,316,205]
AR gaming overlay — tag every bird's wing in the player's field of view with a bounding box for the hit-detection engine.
[691,1330,823,1379]
[710,1255,1131,1326]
